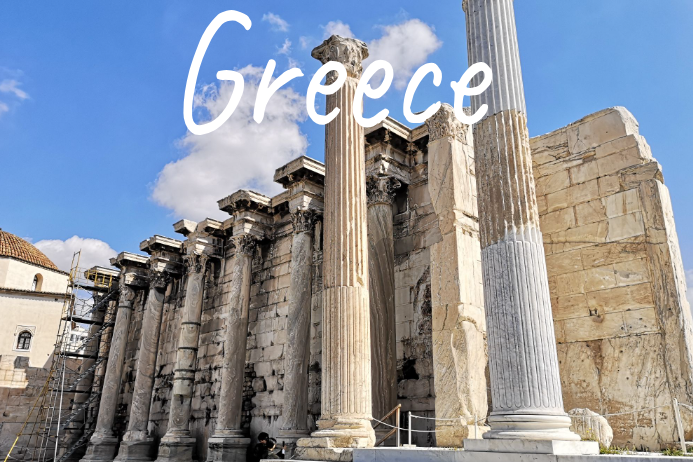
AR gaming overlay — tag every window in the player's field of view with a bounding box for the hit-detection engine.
[31,274,43,291]
[16,331,32,351]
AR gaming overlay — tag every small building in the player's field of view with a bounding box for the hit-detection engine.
[0,229,69,367]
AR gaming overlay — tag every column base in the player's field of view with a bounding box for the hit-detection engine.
[80,434,119,462]
[463,438,599,455]
[295,417,375,461]
[483,414,581,441]
[154,436,196,462]
[205,435,250,462]
[114,438,156,461]
[434,424,489,447]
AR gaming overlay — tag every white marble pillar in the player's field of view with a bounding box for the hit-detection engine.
[80,281,137,462]
[115,271,169,461]
[280,209,317,449]
[156,252,208,462]
[462,0,581,445]
[366,176,399,423]
[296,35,374,461]
[207,235,255,462]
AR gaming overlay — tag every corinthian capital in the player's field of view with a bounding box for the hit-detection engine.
[118,281,137,307]
[425,103,467,143]
[183,252,209,274]
[291,208,318,235]
[366,176,402,206]
[150,270,170,291]
[232,234,257,256]
[311,35,369,80]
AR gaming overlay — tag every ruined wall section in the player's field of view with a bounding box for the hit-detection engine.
[530,107,693,450]
[392,143,437,445]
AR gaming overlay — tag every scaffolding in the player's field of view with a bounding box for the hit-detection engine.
[4,252,120,462]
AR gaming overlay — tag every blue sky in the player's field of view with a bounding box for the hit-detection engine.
[0,1,691,285]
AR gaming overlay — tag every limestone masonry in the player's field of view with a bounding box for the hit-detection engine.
[2,1,692,461]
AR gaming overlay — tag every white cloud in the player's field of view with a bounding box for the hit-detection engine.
[0,101,8,115]
[364,19,442,90]
[151,66,308,220]
[299,36,314,50]
[262,12,289,32]
[35,236,118,272]
[322,21,354,39]
[686,269,693,310]
[277,38,292,55]
[0,79,29,100]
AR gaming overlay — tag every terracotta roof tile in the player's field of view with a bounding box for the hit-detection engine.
[0,229,59,271]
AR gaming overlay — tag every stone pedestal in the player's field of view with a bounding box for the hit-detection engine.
[81,278,139,462]
[366,176,399,424]
[115,438,156,462]
[155,436,197,462]
[295,35,374,461]
[206,435,251,462]
[463,0,580,444]
[206,234,255,461]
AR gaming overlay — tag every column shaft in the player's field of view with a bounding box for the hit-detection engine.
[80,283,137,462]
[281,211,315,436]
[366,178,398,422]
[464,0,578,441]
[216,238,254,432]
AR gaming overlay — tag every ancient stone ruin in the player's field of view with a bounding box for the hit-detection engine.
[2,0,692,461]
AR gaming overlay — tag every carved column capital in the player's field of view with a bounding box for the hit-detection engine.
[232,234,257,256]
[366,175,402,206]
[118,280,137,308]
[311,35,369,83]
[426,103,466,143]
[149,270,170,291]
[183,252,209,274]
[291,208,319,235]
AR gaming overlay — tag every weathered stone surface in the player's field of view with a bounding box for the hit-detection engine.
[531,106,693,449]
[568,408,613,448]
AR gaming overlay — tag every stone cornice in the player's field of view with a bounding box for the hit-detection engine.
[274,156,325,188]
[311,35,369,81]
[0,286,70,299]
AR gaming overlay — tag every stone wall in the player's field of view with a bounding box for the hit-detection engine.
[531,107,693,449]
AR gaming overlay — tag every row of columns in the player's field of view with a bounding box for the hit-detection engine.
[80,1,590,459]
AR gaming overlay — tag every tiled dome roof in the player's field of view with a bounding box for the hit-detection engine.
[0,229,59,271]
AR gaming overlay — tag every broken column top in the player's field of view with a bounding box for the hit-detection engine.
[311,35,369,78]
[273,156,325,188]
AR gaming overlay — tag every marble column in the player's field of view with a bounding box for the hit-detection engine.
[206,235,255,462]
[296,35,375,460]
[462,0,580,444]
[115,271,169,461]
[80,281,137,462]
[156,252,208,462]
[279,209,317,448]
[366,176,399,423]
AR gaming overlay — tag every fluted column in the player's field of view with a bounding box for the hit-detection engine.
[81,281,137,462]
[156,252,208,462]
[462,0,579,443]
[366,176,399,423]
[296,35,374,459]
[280,209,318,448]
[116,271,169,461]
[207,235,255,462]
